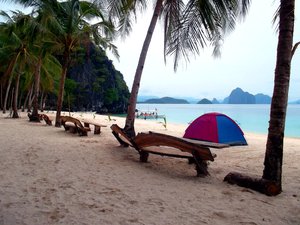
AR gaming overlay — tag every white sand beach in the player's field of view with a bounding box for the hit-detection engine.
[0,111,299,225]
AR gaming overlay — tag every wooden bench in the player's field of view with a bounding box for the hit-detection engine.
[81,118,107,134]
[28,113,52,125]
[111,124,229,176]
[39,114,53,126]
[60,116,90,136]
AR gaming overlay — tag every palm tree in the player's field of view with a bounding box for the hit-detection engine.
[122,0,164,137]
[262,0,295,188]
[25,4,63,122]
[224,0,295,196]
[108,0,250,137]
[0,10,36,117]
[0,7,61,118]
[6,0,118,126]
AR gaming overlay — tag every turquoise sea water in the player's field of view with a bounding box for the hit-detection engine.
[136,104,300,138]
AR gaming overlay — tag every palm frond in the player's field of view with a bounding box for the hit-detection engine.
[165,0,251,70]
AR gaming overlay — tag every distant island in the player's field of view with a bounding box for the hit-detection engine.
[137,87,300,104]
[225,87,271,104]
[140,97,189,104]
[197,98,212,104]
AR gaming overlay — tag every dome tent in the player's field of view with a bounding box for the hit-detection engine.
[183,113,247,146]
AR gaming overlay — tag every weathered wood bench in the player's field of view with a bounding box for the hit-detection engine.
[39,114,53,126]
[111,124,229,176]
[60,116,90,136]
[28,113,52,125]
[81,118,107,134]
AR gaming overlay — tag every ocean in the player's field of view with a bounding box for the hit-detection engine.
[136,104,300,138]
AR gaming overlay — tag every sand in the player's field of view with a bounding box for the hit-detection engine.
[0,111,299,225]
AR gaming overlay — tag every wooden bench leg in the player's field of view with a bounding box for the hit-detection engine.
[94,125,101,134]
[63,125,70,131]
[69,126,77,133]
[195,160,209,177]
[83,122,91,131]
[78,130,88,136]
[140,151,149,162]
[45,119,52,126]
[43,115,52,126]
[192,151,209,177]
[112,131,129,147]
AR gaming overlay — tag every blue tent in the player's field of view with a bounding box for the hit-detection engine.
[183,113,247,146]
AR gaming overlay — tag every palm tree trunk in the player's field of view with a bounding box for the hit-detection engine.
[23,84,32,112]
[40,91,44,112]
[124,0,163,137]
[18,90,24,110]
[3,76,13,114]
[262,0,295,189]
[27,85,34,112]
[1,83,3,110]
[30,57,42,122]
[55,51,70,127]
[3,56,18,114]
[224,0,295,196]
[12,73,21,118]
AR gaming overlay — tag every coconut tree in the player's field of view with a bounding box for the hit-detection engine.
[224,0,295,196]
[0,10,37,117]
[0,8,62,118]
[54,0,118,127]
[25,4,63,122]
[5,0,118,126]
[263,0,295,189]
[39,0,118,126]
[107,0,250,137]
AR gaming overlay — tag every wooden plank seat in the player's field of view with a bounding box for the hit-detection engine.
[110,124,229,176]
[81,119,107,134]
[28,113,52,125]
[39,114,52,125]
[60,116,90,136]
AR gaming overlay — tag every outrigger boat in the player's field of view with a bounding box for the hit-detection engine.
[135,109,165,120]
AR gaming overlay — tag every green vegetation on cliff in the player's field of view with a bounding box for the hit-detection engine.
[48,44,130,113]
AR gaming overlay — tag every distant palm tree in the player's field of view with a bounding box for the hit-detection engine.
[34,0,118,127]
[0,10,36,117]
[26,4,63,122]
[0,9,61,119]
[5,0,118,126]
[108,0,250,137]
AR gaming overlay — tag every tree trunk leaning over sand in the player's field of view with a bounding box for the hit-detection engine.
[30,57,42,122]
[2,56,17,114]
[55,51,70,127]
[12,73,21,118]
[2,76,13,114]
[123,0,163,138]
[224,0,295,196]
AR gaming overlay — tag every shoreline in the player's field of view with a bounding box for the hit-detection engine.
[112,114,300,140]
[0,111,299,224]
[135,103,300,138]
[5,110,300,139]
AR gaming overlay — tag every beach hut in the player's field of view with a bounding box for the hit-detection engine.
[183,112,247,146]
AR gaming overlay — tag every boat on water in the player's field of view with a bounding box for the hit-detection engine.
[135,109,165,120]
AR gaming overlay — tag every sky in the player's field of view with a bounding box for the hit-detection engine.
[1,1,300,101]
[108,1,300,101]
